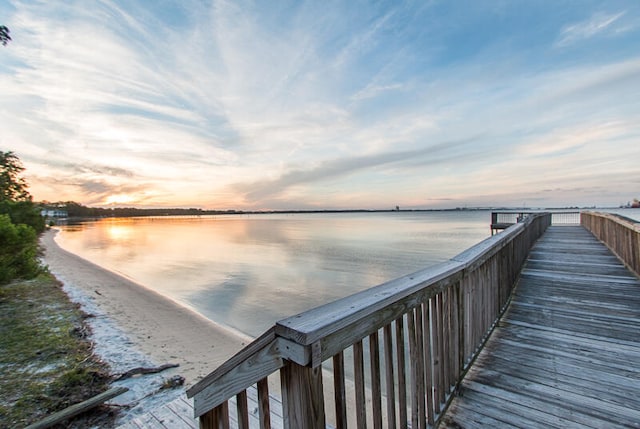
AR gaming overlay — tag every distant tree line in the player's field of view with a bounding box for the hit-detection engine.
[0,151,45,284]
[39,201,242,218]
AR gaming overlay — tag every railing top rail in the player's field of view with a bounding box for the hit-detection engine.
[188,212,551,417]
[275,260,460,343]
[491,210,580,214]
[583,211,640,231]
[277,217,531,340]
[187,327,277,398]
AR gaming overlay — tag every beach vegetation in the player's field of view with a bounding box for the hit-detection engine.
[0,273,112,428]
[0,151,31,203]
[0,214,42,283]
[0,151,45,284]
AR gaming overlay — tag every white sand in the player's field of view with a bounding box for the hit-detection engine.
[40,229,247,387]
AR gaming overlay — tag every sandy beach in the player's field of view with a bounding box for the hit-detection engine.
[40,229,248,387]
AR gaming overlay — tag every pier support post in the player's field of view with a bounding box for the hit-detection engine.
[280,360,326,429]
[199,402,230,429]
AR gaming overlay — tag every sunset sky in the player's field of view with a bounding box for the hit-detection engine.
[1,1,639,210]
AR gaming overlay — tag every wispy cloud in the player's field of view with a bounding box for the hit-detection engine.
[2,0,639,209]
[233,137,481,204]
[555,11,627,47]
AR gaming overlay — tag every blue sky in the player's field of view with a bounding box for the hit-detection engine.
[1,0,639,209]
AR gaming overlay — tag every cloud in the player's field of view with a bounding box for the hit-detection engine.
[3,1,640,209]
[233,137,481,204]
[68,163,136,178]
[555,11,627,47]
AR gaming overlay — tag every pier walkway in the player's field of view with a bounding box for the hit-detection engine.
[123,213,639,429]
[441,225,640,428]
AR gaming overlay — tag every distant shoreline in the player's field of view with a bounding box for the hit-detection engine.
[43,204,631,223]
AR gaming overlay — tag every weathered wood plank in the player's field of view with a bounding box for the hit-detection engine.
[332,352,347,429]
[369,331,383,429]
[256,378,272,429]
[25,386,128,429]
[280,362,325,429]
[353,340,367,429]
[394,316,408,429]
[165,397,198,429]
[421,303,434,426]
[442,225,640,428]
[191,334,284,418]
[382,324,397,429]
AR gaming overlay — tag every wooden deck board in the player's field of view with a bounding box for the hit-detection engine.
[442,226,640,429]
[117,386,286,429]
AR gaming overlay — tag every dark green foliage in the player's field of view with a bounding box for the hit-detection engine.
[0,151,30,202]
[0,25,10,46]
[0,214,42,283]
[0,151,45,283]
[0,200,45,233]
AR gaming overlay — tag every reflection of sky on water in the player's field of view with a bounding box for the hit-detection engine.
[57,211,491,337]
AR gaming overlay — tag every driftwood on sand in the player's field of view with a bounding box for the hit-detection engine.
[114,363,179,381]
[24,386,129,429]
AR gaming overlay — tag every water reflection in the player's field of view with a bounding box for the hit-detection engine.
[57,212,490,337]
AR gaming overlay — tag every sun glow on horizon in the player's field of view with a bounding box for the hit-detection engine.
[104,194,137,206]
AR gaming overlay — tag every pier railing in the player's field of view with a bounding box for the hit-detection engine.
[187,213,552,428]
[581,211,640,277]
[491,210,579,234]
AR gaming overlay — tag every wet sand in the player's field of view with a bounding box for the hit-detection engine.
[40,229,248,386]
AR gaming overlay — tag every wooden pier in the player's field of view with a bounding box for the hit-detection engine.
[125,211,638,429]
[441,225,640,428]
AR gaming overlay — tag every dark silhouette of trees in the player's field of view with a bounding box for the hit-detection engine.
[0,152,44,283]
[0,26,10,46]
[0,151,31,202]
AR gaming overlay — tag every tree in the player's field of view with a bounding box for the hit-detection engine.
[0,26,10,46]
[0,151,44,283]
[0,214,40,283]
[0,151,31,202]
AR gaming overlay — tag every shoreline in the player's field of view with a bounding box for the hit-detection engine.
[40,229,247,387]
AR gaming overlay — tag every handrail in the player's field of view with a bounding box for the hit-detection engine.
[491,210,579,234]
[188,212,552,428]
[581,211,640,277]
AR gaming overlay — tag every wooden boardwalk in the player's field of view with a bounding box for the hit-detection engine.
[442,226,640,428]
[117,395,197,429]
[117,386,285,429]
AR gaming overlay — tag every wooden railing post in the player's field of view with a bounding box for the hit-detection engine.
[200,402,230,429]
[280,360,325,429]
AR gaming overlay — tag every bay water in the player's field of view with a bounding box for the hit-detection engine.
[54,209,639,338]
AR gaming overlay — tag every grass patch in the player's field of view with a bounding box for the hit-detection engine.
[0,273,113,428]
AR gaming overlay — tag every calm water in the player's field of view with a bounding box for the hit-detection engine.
[56,211,490,337]
[54,209,640,337]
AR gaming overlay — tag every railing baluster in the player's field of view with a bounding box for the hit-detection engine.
[257,378,271,429]
[236,390,249,429]
[333,351,347,429]
[370,331,383,429]
[383,324,397,429]
[395,316,408,429]
[407,308,419,429]
[353,340,367,429]
[414,305,426,429]
[451,283,461,385]
[437,292,446,410]
[200,401,230,429]
[442,288,450,395]
[431,294,442,413]
[422,302,434,426]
